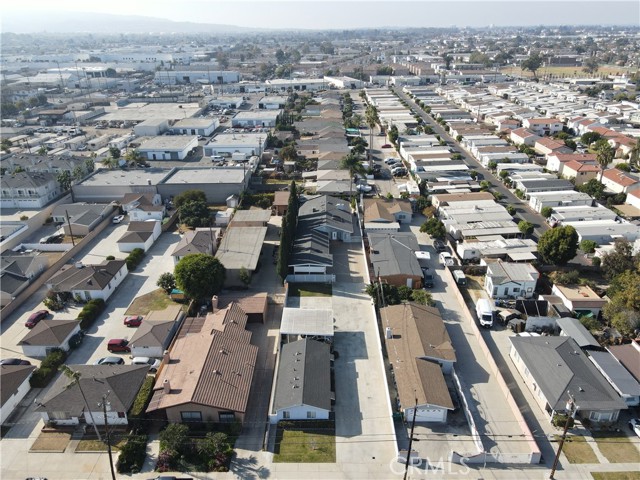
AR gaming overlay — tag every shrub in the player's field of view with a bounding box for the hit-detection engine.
[506,205,516,216]
[592,256,601,267]
[43,293,64,311]
[44,216,53,224]
[126,248,146,270]
[128,376,155,429]
[579,240,598,254]
[20,215,28,221]
[30,348,67,388]
[116,434,148,474]
[77,298,106,330]
[552,413,575,429]
[106,255,115,261]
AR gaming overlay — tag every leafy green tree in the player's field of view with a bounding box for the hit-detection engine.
[537,226,579,265]
[579,240,598,254]
[84,159,95,174]
[541,206,553,218]
[521,53,544,78]
[101,157,118,169]
[1,139,13,152]
[174,254,225,302]
[565,139,577,151]
[397,285,412,301]
[518,220,534,236]
[279,144,298,163]
[420,217,446,239]
[277,181,299,282]
[156,272,176,294]
[37,146,47,156]
[72,165,86,181]
[174,189,207,208]
[603,270,640,336]
[57,170,72,191]
[108,146,121,159]
[601,238,637,280]
[582,57,600,75]
[577,178,606,200]
[179,200,210,228]
[580,131,602,146]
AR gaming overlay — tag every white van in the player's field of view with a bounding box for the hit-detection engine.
[453,270,467,285]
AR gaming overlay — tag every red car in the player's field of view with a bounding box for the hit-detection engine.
[381,143,392,148]
[25,310,49,328]
[107,339,130,353]
[124,315,143,327]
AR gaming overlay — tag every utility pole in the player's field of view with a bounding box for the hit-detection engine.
[65,210,76,246]
[59,366,101,441]
[100,393,116,480]
[550,393,577,480]
[403,394,418,480]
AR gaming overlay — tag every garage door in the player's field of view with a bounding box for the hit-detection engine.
[415,407,445,423]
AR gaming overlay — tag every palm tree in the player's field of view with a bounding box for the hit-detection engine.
[596,142,615,182]
[340,152,366,197]
[365,104,378,163]
[629,139,640,169]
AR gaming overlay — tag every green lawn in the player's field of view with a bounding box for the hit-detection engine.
[288,283,332,297]
[273,423,336,463]
[553,434,598,464]
[592,473,640,480]
[592,431,640,464]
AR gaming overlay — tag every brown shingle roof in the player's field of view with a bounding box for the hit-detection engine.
[608,342,640,382]
[18,319,79,347]
[1,365,35,407]
[216,292,268,315]
[415,359,454,409]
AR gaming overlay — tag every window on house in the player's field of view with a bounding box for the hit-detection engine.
[117,412,125,418]
[307,411,316,419]
[219,412,235,423]
[180,411,202,422]
[282,411,290,419]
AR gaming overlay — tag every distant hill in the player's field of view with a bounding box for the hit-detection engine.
[0,10,267,34]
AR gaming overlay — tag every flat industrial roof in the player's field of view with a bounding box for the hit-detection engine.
[78,168,171,187]
[139,136,197,150]
[172,118,217,128]
[160,167,246,185]
[232,110,281,120]
[207,132,265,147]
[99,102,201,122]
[280,308,334,337]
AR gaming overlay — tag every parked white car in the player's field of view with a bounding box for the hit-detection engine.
[131,357,161,372]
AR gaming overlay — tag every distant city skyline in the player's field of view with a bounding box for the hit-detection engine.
[2,0,639,32]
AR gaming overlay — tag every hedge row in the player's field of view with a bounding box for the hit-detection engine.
[29,348,67,388]
[128,376,154,431]
[78,298,106,330]
[126,248,145,271]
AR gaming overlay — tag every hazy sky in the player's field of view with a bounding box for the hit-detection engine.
[3,0,640,30]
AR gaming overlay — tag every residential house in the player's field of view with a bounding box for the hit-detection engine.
[1,365,35,424]
[280,308,334,344]
[46,259,128,302]
[381,302,455,423]
[484,260,539,299]
[509,336,627,424]
[588,351,640,407]
[171,227,221,264]
[117,220,162,252]
[362,198,413,234]
[608,341,640,383]
[600,169,640,194]
[121,193,165,222]
[556,317,602,350]
[528,190,593,213]
[270,338,333,423]
[36,365,148,426]
[561,161,601,185]
[551,284,607,318]
[522,118,563,136]
[129,305,184,358]
[546,153,598,174]
[215,292,268,324]
[18,319,81,358]
[534,137,572,156]
[608,136,637,158]
[510,128,540,147]
[146,303,258,424]
[0,171,60,209]
[368,232,423,289]
[272,191,290,216]
[51,203,115,236]
[0,253,49,307]
[215,226,267,286]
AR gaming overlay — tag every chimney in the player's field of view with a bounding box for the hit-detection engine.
[162,379,171,394]
[163,350,170,364]
[211,295,218,312]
